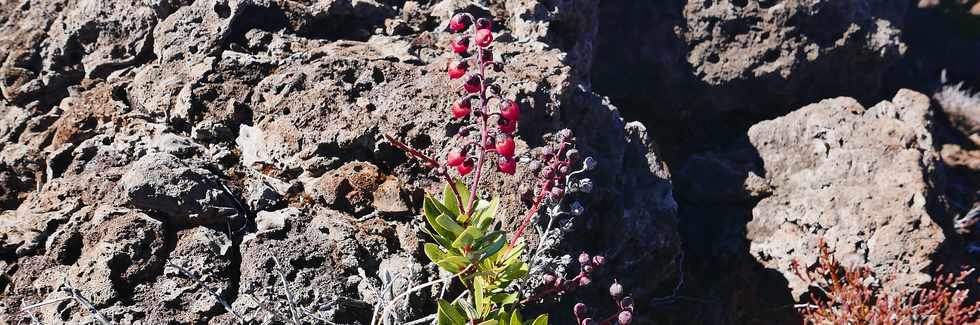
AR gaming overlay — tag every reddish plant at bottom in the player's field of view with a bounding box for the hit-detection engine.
[792,240,980,324]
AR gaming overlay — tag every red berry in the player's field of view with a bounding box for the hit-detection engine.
[447,150,465,166]
[475,28,493,47]
[498,119,517,134]
[476,18,492,30]
[457,162,473,175]
[495,135,515,157]
[451,99,471,119]
[573,303,587,318]
[498,157,516,174]
[448,60,467,79]
[451,37,469,54]
[463,76,481,93]
[450,14,469,32]
[618,311,632,325]
[500,99,520,121]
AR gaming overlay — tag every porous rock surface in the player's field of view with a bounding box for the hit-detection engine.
[743,90,948,297]
[0,0,678,324]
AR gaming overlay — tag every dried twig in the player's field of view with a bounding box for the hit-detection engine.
[271,256,302,325]
[20,279,113,325]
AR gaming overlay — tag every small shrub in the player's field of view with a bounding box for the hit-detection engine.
[792,240,980,324]
[377,12,633,325]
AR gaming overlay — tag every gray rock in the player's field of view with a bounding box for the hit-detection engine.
[245,176,286,212]
[254,207,297,234]
[119,153,238,226]
[152,133,202,158]
[744,90,947,297]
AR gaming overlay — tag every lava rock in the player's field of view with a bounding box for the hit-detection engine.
[119,153,238,226]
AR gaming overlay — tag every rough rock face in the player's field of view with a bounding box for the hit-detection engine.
[0,0,678,324]
[671,89,968,323]
[743,90,948,297]
[593,0,908,123]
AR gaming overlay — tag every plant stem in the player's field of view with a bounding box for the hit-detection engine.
[509,141,567,247]
[465,28,490,217]
[384,134,465,207]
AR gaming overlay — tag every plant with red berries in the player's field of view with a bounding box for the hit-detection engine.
[375,12,602,325]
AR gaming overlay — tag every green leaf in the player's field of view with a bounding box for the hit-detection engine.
[420,226,455,251]
[443,182,461,216]
[509,309,523,325]
[477,321,498,325]
[474,196,500,229]
[502,261,529,281]
[501,241,525,265]
[435,256,469,273]
[438,299,466,324]
[479,234,507,259]
[424,243,448,263]
[436,214,465,236]
[491,293,519,307]
[424,197,455,239]
[452,226,484,249]
[454,180,471,209]
[460,300,479,321]
[474,277,488,317]
[424,195,441,218]
[529,314,548,325]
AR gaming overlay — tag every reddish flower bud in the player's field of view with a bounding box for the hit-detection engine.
[609,281,624,298]
[451,36,469,54]
[577,275,592,286]
[447,150,465,167]
[463,76,481,93]
[578,252,591,265]
[457,161,473,175]
[573,303,587,318]
[582,318,594,325]
[476,18,492,30]
[451,99,471,119]
[498,118,517,134]
[448,60,468,79]
[618,311,632,325]
[450,14,469,32]
[498,156,516,174]
[495,135,515,157]
[475,28,493,47]
[592,255,605,267]
[500,99,520,121]
[582,265,594,274]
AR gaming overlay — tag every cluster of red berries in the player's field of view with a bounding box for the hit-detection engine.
[443,13,521,176]
[573,278,635,325]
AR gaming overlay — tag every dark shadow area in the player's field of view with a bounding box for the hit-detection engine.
[591,0,980,320]
[881,2,980,97]
[591,1,802,324]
